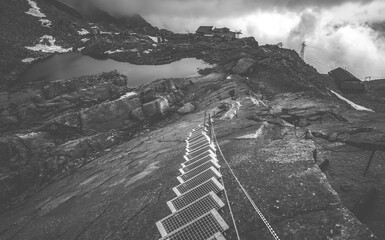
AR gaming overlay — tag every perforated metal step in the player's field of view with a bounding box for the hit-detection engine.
[188,135,208,144]
[187,141,208,151]
[184,149,215,161]
[186,142,212,152]
[187,129,207,140]
[173,167,222,196]
[167,178,224,212]
[191,124,208,132]
[181,154,216,169]
[187,132,208,141]
[156,192,225,237]
[186,137,210,149]
[187,143,215,154]
[187,146,216,159]
[189,129,207,138]
[207,232,227,240]
[158,209,229,240]
[178,160,220,183]
[190,126,208,133]
[187,140,210,151]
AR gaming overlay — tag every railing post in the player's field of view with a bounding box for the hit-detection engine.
[208,114,211,144]
[203,110,207,127]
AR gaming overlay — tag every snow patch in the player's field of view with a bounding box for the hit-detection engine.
[16,132,40,139]
[329,89,374,112]
[78,47,85,51]
[81,38,90,43]
[148,36,158,42]
[25,0,46,18]
[26,0,52,28]
[237,125,264,139]
[119,92,137,100]
[22,58,35,63]
[78,28,90,36]
[143,49,152,54]
[248,96,267,107]
[104,49,124,54]
[39,19,52,28]
[25,35,72,53]
[100,31,113,35]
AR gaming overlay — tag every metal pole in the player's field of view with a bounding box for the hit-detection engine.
[208,114,211,144]
[203,110,207,127]
[364,150,376,176]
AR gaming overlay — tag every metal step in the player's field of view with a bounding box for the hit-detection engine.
[187,133,209,142]
[186,140,211,151]
[167,178,224,212]
[187,146,216,159]
[178,160,220,183]
[173,167,222,196]
[207,232,227,240]
[186,143,215,155]
[186,139,210,151]
[158,209,229,240]
[184,150,216,163]
[191,124,209,132]
[184,149,215,161]
[189,129,207,138]
[156,192,225,237]
[189,128,207,136]
[181,154,216,169]
[185,134,210,145]
[188,133,208,143]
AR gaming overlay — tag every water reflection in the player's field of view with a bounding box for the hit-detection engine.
[20,53,211,86]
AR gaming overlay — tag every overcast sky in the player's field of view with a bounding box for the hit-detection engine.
[65,0,385,79]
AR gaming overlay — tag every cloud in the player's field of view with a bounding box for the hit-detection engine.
[60,0,375,18]
[287,10,318,45]
[59,0,385,79]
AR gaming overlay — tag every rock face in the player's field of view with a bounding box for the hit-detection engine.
[0,72,381,239]
[0,70,193,205]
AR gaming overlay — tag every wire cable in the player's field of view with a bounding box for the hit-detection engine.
[210,122,281,240]
[206,118,241,240]
[219,170,241,240]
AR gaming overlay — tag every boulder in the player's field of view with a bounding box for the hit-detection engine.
[177,102,196,114]
[142,98,170,118]
[81,95,141,134]
[232,57,256,75]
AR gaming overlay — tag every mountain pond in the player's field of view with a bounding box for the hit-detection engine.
[20,53,212,86]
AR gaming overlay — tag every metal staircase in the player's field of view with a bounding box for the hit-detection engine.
[155,120,229,240]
